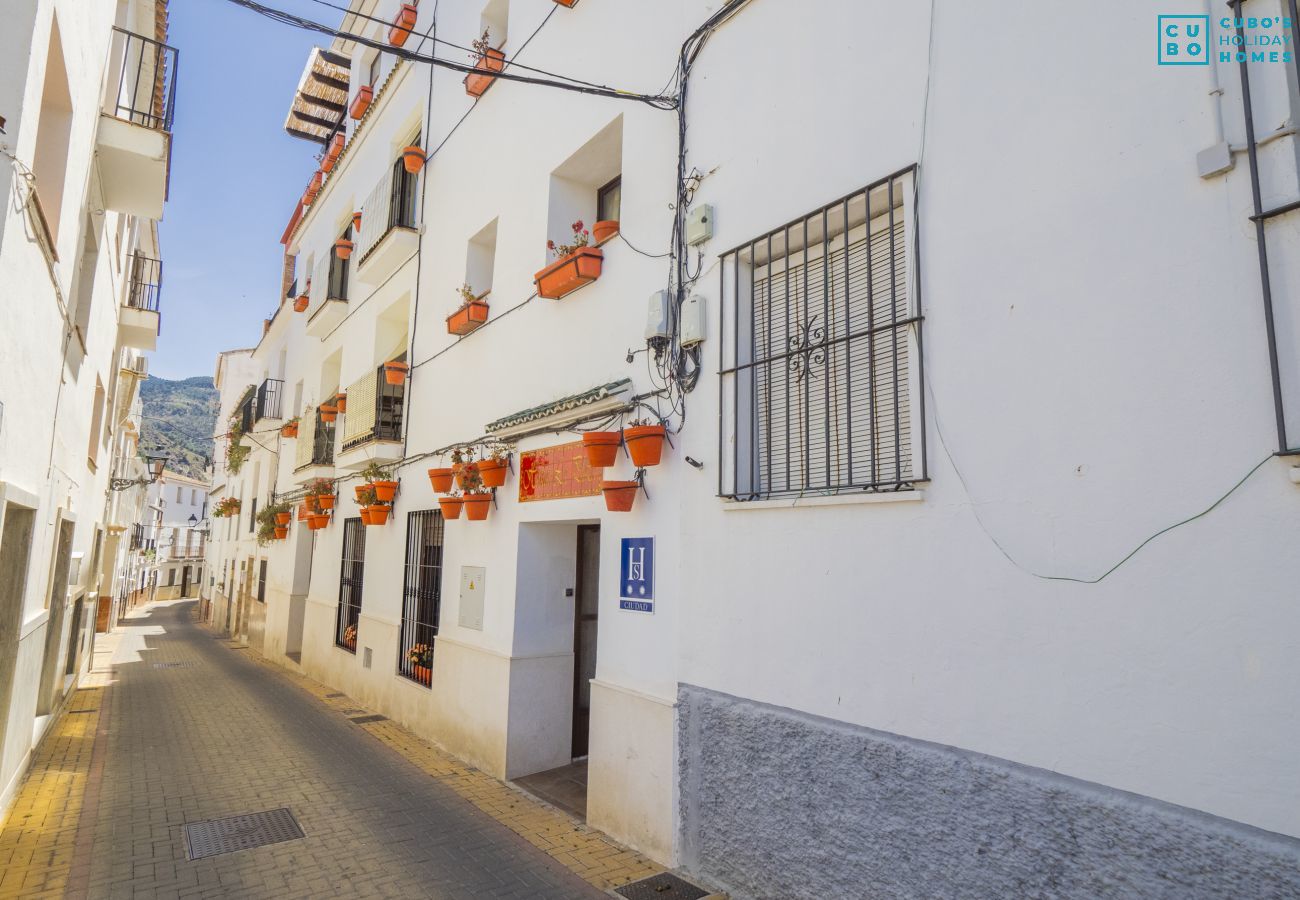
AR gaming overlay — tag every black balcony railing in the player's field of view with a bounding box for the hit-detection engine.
[388,155,419,231]
[239,393,256,436]
[108,28,179,132]
[310,408,336,467]
[342,364,406,451]
[126,253,162,312]
[256,378,284,422]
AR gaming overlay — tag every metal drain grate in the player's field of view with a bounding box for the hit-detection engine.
[349,714,387,724]
[152,662,195,669]
[184,808,305,860]
[615,873,709,900]
[325,692,345,698]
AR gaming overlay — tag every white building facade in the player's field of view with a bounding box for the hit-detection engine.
[204,1,1300,896]
[0,0,174,817]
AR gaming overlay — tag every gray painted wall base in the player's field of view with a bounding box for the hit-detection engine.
[677,684,1300,899]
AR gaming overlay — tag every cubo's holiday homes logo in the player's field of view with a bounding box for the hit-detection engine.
[1158,13,1295,65]
[1158,15,1209,64]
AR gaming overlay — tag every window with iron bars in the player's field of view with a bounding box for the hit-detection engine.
[335,518,365,653]
[398,510,444,687]
[717,166,925,500]
[327,224,352,301]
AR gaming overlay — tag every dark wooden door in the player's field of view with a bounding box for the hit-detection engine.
[572,525,600,758]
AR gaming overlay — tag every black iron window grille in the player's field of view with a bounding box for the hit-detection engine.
[718,166,925,500]
[255,379,284,422]
[257,560,267,604]
[126,253,162,312]
[398,510,444,687]
[108,28,179,132]
[327,225,351,301]
[388,154,419,231]
[335,518,365,653]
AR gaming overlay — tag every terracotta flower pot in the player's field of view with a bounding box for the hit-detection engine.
[428,467,455,493]
[316,494,335,511]
[305,171,323,204]
[601,480,639,512]
[319,403,338,423]
[438,496,463,519]
[581,431,621,468]
[320,153,337,174]
[326,132,345,161]
[624,423,667,467]
[464,48,506,97]
[335,238,354,260]
[350,85,373,119]
[446,300,489,336]
[306,494,320,513]
[414,664,431,685]
[383,361,409,385]
[592,220,619,245]
[359,506,374,525]
[389,3,417,47]
[402,145,427,174]
[274,526,289,539]
[352,212,362,232]
[335,393,347,413]
[274,511,292,526]
[477,459,508,488]
[534,247,603,300]
[455,463,479,491]
[297,502,310,521]
[282,421,299,438]
[372,480,398,502]
[307,513,330,531]
[553,0,578,6]
[354,484,369,502]
[294,295,309,313]
[463,493,492,521]
[367,504,391,525]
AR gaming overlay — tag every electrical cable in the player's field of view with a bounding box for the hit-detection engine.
[220,0,677,108]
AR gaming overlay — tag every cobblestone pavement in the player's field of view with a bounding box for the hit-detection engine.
[0,600,650,899]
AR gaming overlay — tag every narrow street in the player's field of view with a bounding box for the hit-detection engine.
[0,601,638,899]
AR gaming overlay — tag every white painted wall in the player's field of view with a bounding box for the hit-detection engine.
[202,0,1300,866]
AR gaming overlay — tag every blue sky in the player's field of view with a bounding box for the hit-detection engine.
[152,0,331,379]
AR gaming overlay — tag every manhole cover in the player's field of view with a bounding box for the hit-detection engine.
[183,808,305,860]
[615,873,709,900]
[349,714,387,724]
[152,662,195,669]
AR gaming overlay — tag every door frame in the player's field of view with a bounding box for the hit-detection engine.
[571,524,600,759]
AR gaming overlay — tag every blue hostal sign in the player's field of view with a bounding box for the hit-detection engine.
[619,537,654,613]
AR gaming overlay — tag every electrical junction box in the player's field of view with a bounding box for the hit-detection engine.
[681,294,706,347]
[687,204,714,246]
[459,566,485,631]
[646,290,671,343]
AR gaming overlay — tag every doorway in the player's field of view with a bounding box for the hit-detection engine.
[572,525,600,758]
[180,565,191,598]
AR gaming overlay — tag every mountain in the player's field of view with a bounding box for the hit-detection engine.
[139,375,219,480]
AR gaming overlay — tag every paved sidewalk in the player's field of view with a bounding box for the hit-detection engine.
[0,600,656,899]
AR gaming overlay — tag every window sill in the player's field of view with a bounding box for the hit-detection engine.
[720,489,924,511]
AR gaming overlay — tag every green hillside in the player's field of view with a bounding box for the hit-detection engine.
[139,375,219,480]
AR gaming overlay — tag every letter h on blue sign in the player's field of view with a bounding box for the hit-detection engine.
[619,537,654,612]
[1158,15,1210,65]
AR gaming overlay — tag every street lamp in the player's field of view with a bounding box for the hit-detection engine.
[110,454,169,491]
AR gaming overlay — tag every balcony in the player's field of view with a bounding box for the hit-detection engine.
[120,252,161,350]
[255,378,284,424]
[355,158,420,286]
[307,242,350,337]
[96,29,178,220]
[335,365,405,471]
[293,406,336,482]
